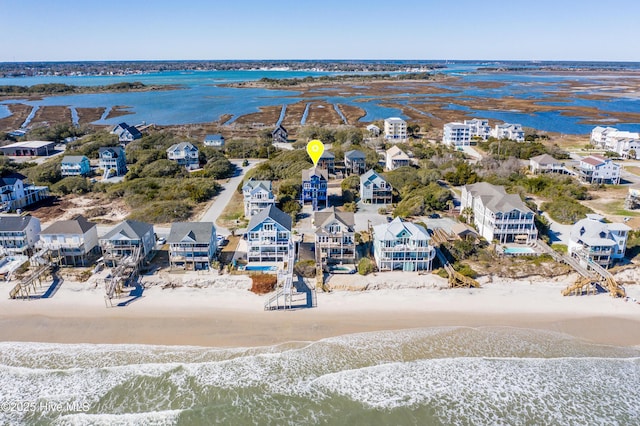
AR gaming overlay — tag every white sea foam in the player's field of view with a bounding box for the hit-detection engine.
[54,409,182,426]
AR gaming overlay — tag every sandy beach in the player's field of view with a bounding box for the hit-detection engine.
[1,271,639,348]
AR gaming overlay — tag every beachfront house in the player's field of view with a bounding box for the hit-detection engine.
[61,155,91,177]
[99,220,155,267]
[0,173,49,212]
[465,118,491,140]
[242,179,276,218]
[314,208,356,266]
[272,125,288,143]
[384,117,407,142]
[0,214,41,256]
[38,215,99,267]
[577,155,621,184]
[99,147,128,177]
[344,150,367,175]
[490,123,525,142]
[317,151,335,174]
[373,217,435,272]
[204,134,225,147]
[168,222,217,271]
[302,167,328,211]
[246,205,291,263]
[591,126,640,158]
[366,124,381,137]
[360,170,393,204]
[529,154,566,174]
[111,122,142,143]
[167,142,200,170]
[569,214,630,268]
[461,182,538,244]
[385,145,410,171]
[442,122,471,146]
[0,141,56,157]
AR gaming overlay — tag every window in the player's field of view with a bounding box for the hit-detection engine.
[264,224,274,232]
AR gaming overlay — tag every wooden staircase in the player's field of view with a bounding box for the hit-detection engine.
[431,228,480,289]
[264,241,317,311]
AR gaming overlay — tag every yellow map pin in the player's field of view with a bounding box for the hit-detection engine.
[306,139,325,166]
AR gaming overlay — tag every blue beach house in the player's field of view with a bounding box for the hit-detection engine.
[61,155,91,177]
[302,167,328,211]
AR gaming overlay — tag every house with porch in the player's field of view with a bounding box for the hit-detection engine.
[314,208,356,267]
[491,123,525,142]
[529,154,566,174]
[317,151,335,174]
[168,222,217,270]
[99,220,155,267]
[302,167,328,211]
[99,147,127,177]
[38,215,99,267]
[167,142,200,170]
[577,155,621,184]
[366,124,380,137]
[0,173,49,212]
[360,170,393,204]
[242,179,276,218]
[61,155,91,177]
[0,214,41,256]
[246,205,292,263]
[461,182,538,244]
[385,145,410,170]
[344,150,367,175]
[569,214,630,268]
[204,134,225,147]
[384,117,407,142]
[373,217,435,272]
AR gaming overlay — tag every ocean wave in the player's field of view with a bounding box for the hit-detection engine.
[1,327,639,425]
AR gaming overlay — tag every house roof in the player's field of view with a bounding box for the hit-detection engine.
[123,126,142,138]
[101,220,153,241]
[168,222,215,244]
[243,179,272,193]
[570,215,630,247]
[0,214,38,232]
[581,156,606,166]
[302,167,328,181]
[204,134,224,141]
[373,217,429,242]
[320,151,335,159]
[167,142,198,152]
[41,215,96,235]
[345,149,366,160]
[530,154,560,165]
[314,207,355,234]
[99,147,124,157]
[464,182,531,214]
[272,124,288,134]
[360,169,388,186]
[385,117,406,124]
[366,124,380,131]
[247,205,291,232]
[386,145,410,160]
[61,155,88,163]
[0,173,27,186]
[1,141,55,149]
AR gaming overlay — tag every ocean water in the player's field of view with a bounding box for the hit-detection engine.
[1,327,639,425]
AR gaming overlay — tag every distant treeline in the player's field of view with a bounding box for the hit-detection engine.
[0,82,163,95]
[0,61,446,78]
[256,72,439,86]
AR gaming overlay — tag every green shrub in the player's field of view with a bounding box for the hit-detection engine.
[357,258,377,275]
[541,197,593,224]
[51,176,92,195]
[141,159,183,178]
[294,260,317,278]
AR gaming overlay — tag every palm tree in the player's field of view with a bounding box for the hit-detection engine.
[462,206,474,224]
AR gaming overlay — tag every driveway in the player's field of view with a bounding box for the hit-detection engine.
[198,159,263,235]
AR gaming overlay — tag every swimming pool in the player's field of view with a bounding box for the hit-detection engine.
[503,247,536,255]
[243,265,278,272]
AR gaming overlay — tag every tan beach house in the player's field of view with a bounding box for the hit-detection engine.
[99,220,155,268]
[314,208,356,267]
[38,215,99,267]
[168,222,217,271]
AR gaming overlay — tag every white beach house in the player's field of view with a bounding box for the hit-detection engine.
[242,179,276,218]
[491,123,525,142]
[246,205,292,263]
[373,217,435,272]
[167,142,200,170]
[38,215,99,267]
[529,154,566,174]
[385,145,410,171]
[0,173,49,212]
[461,182,538,244]
[384,117,407,142]
[99,219,155,267]
[568,214,630,268]
[0,214,41,256]
[577,155,621,184]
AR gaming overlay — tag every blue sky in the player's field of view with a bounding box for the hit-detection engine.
[2,0,639,62]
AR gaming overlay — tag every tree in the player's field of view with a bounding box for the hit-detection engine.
[462,206,474,223]
[357,258,376,275]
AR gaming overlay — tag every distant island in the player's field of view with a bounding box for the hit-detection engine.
[0,82,178,98]
[225,72,451,88]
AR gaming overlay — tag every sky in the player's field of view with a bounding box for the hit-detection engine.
[1,0,639,62]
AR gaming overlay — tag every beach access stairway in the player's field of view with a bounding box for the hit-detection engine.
[9,249,59,300]
[104,245,142,306]
[430,228,480,289]
[535,240,624,297]
[265,241,317,310]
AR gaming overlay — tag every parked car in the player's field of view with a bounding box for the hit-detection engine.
[157,237,166,245]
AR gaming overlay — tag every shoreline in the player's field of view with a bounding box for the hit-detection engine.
[1,273,639,349]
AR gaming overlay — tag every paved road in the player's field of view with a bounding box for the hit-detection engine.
[198,159,263,236]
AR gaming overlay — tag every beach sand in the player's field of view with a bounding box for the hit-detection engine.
[1,271,639,348]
